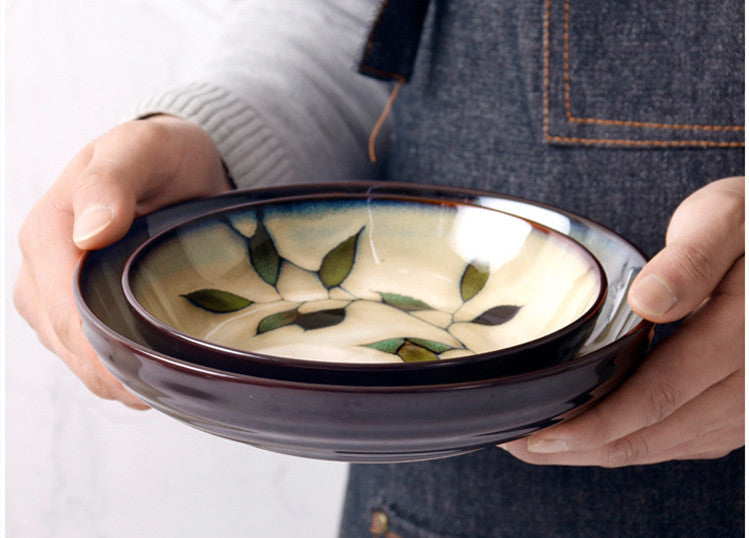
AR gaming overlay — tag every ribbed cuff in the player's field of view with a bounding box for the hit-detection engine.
[132,82,294,189]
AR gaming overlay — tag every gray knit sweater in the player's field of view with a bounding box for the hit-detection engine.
[134,0,388,189]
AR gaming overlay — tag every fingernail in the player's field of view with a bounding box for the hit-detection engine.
[527,438,569,453]
[629,273,678,316]
[74,205,113,243]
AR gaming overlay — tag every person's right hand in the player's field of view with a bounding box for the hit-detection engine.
[14,115,232,409]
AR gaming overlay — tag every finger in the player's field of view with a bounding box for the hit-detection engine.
[501,371,743,467]
[666,426,744,462]
[63,307,151,410]
[17,117,225,409]
[19,195,149,408]
[628,176,744,322]
[69,121,172,250]
[502,428,740,467]
[16,259,149,409]
[71,117,228,250]
[519,260,743,454]
[603,373,744,467]
[14,261,50,345]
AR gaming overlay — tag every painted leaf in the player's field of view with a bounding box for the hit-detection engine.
[364,338,405,354]
[460,261,490,302]
[181,289,252,313]
[472,305,521,326]
[398,342,440,363]
[318,227,364,288]
[407,338,454,354]
[256,308,298,334]
[248,219,281,286]
[380,292,433,311]
[295,308,346,331]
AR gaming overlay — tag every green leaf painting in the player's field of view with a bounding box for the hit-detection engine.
[256,307,346,335]
[364,337,405,354]
[248,219,281,286]
[178,212,529,362]
[318,227,364,289]
[460,261,490,302]
[407,338,454,354]
[181,289,252,313]
[398,342,440,362]
[364,337,455,363]
[257,308,298,334]
[472,305,521,326]
[295,308,347,330]
[379,292,433,312]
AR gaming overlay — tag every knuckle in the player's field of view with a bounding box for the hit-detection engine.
[80,370,116,401]
[48,305,76,347]
[645,380,681,425]
[71,166,114,197]
[673,242,714,287]
[17,218,35,254]
[587,404,616,446]
[714,187,745,238]
[604,433,650,468]
[18,197,73,257]
[12,282,33,322]
[118,118,171,151]
[34,324,60,354]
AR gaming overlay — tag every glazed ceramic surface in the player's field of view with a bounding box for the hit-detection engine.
[124,196,605,381]
[75,182,652,462]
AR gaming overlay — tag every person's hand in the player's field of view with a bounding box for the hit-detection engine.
[501,176,745,467]
[14,115,232,409]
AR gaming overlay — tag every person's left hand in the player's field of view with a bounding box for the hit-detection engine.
[500,176,745,467]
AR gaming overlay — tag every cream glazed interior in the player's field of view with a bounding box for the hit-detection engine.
[126,197,605,365]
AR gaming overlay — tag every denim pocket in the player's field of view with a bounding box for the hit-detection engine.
[543,0,744,148]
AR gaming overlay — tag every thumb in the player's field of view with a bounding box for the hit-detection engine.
[71,158,140,250]
[71,117,229,250]
[628,176,745,322]
[70,119,186,250]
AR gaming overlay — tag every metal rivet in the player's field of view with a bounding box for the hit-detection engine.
[370,509,389,535]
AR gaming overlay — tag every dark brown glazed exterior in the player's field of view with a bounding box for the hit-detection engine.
[82,319,649,462]
[75,181,652,462]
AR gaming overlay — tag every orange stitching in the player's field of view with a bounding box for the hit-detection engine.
[563,0,572,120]
[566,116,745,131]
[544,134,745,148]
[562,0,744,132]
[544,0,744,147]
[543,0,552,137]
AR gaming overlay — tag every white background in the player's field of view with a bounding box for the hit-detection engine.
[4,2,348,536]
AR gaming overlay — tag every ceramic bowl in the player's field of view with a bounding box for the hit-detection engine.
[122,194,606,385]
[74,181,652,462]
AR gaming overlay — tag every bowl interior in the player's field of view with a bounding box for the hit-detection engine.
[76,182,646,380]
[125,196,605,366]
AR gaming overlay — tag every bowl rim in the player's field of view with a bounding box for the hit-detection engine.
[119,191,609,376]
[74,180,651,392]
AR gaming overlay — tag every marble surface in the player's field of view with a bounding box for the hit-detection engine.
[5,2,348,536]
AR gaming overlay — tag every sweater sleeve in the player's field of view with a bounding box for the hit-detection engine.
[132,0,390,188]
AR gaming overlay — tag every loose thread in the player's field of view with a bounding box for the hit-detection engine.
[368,78,405,163]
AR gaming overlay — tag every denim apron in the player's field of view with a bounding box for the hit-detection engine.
[340,1,744,536]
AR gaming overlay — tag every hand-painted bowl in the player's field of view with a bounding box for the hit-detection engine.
[121,194,607,384]
[74,181,652,462]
